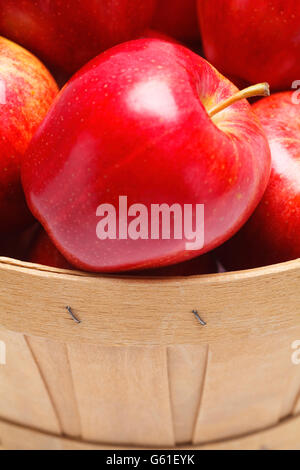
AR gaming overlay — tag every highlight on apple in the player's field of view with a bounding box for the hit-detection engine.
[96,196,205,251]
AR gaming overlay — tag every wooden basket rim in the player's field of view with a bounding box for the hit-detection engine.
[1,255,300,284]
[0,256,299,345]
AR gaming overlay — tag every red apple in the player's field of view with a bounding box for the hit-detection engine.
[22,39,271,273]
[219,91,300,270]
[198,0,300,91]
[140,29,179,44]
[142,29,204,57]
[133,254,217,276]
[0,0,157,75]
[152,0,200,43]
[29,229,73,270]
[0,36,58,234]
[29,229,216,276]
[53,29,177,90]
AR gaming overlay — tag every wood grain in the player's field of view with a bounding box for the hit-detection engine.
[0,415,300,450]
[67,344,174,446]
[280,364,300,419]
[0,257,300,446]
[192,334,300,443]
[0,258,299,347]
[293,394,300,415]
[167,344,208,444]
[0,328,60,433]
[27,337,81,437]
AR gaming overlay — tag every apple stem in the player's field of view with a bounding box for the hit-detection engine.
[208,82,270,118]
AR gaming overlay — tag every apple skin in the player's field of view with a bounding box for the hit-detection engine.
[50,29,177,90]
[218,92,300,270]
[198,0,300,91]
[0,0,157,75]
[29,229,73,270]
[0,36,58,234]
[140,29,179,44]
[29,229,216,276]
[22,39,271,273]
[152,0,200,43]
[131,253,217,276]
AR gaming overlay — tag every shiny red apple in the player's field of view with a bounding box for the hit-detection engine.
[0,0,157,75]
[22,39,271,273]
[219,91,300,270]
[152,0,200,43]
[29,229,216,276]
[198,0,300,91]
[0,36,58,234]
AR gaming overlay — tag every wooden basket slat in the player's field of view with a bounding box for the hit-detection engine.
[0,328,60,433]
[0,259,300,347]
[27,337,81,437]
[67,344,175,446]
[279,362,300,419]
[0,258,300,447]
[1,414,300,450]
[0,419,63,451]
[167,344,208,444]
[193,333,300,444]
[293,395,300,415]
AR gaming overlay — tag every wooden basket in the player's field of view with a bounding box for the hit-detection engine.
[0,256,300,450]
